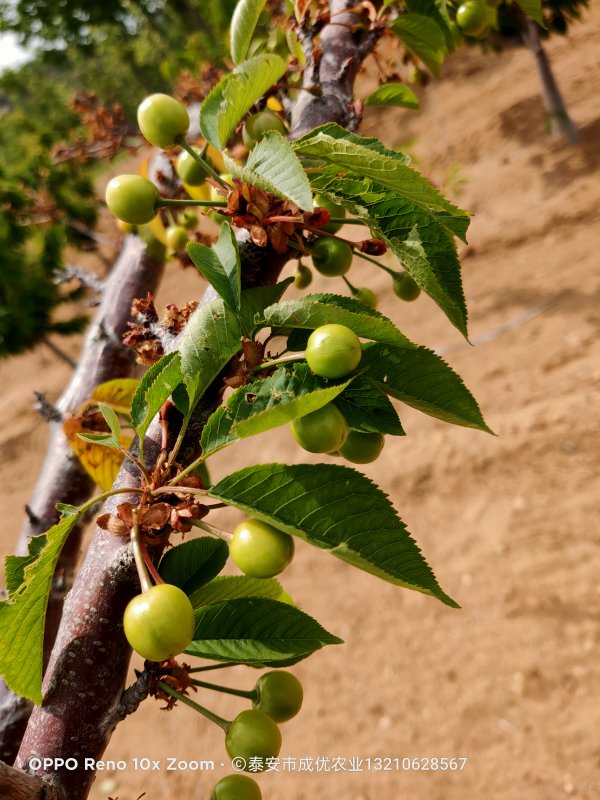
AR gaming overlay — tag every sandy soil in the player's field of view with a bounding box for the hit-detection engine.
[1,7,599,799]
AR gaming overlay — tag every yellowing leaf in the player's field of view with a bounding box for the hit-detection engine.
[63,416,133,491]
[91,378,140,415]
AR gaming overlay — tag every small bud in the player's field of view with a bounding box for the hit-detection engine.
[97,513,129,537]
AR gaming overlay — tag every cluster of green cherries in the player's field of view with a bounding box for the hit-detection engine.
[105,92,421,305]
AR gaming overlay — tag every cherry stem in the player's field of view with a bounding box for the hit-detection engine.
[130,523,151,593]
[191,678,256,701]
[304,224,355,243]
[191,519,233,541]
[158,198,227,209]
[119,446,151,487]
[177,137,230,190]
[157,682,230,732]
[139,536,164,587]
[353,249,399,277]
[250,352,305,374]
[327,217,365,225]
[188,663,243,674]
[152,485,209,497]
[342,275,358,294]
[164,414,191,473]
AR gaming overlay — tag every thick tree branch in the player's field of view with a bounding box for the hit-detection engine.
[0,238,165,765]
[0,761,64,800]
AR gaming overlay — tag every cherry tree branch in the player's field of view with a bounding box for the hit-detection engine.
[0,237,165,765]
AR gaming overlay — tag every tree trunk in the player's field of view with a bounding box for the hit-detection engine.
[521,19,579,145]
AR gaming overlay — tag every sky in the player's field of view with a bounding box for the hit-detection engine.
[0,33,30,72]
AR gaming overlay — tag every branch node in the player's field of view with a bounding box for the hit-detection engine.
[33,393,62,424]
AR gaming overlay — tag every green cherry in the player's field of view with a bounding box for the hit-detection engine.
[176,147,211,186]
[123,583,195,663]
[105,174,159,225]
[313,194,346,233]
[311,237,353,277]
[137,93,190,150]
[210,774,262,800]
[166,225,189,251]
[230,518,295,579]
[291,403,349,454]
[354,287,377,309]
[393,272,421,302]
[456,1,488,36]
[294,264,313,289]
[339,430,385,464]
[225,709,282,771]
[242,110,287,149]
[253,671,303,723]
[305,323,362,379]
[180,210,199,230]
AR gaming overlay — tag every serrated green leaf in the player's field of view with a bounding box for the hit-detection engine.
[230,0,267,64]
[361,342,492,432]
[158,538,229,595]
[392,14,446,78]
[292,124,469,240]
[187,223,241,313]
[181,281,292,409]
[209,463,458,606]
[516,0,545,26]
[201,363,352,458]
[364,82,420,110]
[224,131,313,211]
[130,352,183,444]
[190,575,293,608]
[262,294,416,348]
[333,377,405,435]
[186,597,342,665]
[0,511,81,703]
[5,536,47,596]
[97,402,121,442]
[406,0,454,47]
[199,54,287,149]
[307,170,469,337]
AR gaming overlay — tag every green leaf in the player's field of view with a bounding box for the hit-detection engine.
[187,223,241,313]
[406,0,454,47]
[130,352,183,444]
[199,54,287,149]
[515,0,545,26]
[97,402,121,442]
[262,294,416,348]
[201,363,352,458]
[190,575,292,608]
[307,169,469,337]
[77,432,121,450]
[186,597,342,665]
[0,511,80,703]
[292,124,469,240]
[361,342,492,432]
[224,131,313,211]
[364,82,420,110]
[181,281,292,410]
[230,0,267,64]
[333,378,405,435]
[209,464,458,606]
[392,14,446,79]
[158,538,229,595]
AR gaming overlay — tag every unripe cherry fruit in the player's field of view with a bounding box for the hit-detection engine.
[225,709,282,771]
[294,264,313,289]
[180,210,198,230]
[166,225,189,251]
[455,1,488,36]
[123,583,195,662]
[392,272,421,302]
[291,403,349,454]
[105,174,159,225]
[313,194,346,234]
[230,518,295,579]
[242,110,287,149]
[354,287,377,309]
[137,93,189,150]
[311,237,353,277]
[176,147,211,186]
[305,324,362,379]
[210,774,262,800]
[339,430,385,464]
[253,671,304,722]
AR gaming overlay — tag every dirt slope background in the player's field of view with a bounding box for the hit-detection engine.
[1,7,599,799]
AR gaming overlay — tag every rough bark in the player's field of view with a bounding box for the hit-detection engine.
[0,237,165,764]
[521,19,580,145]
[0,761,64,800]
[12,3,380,796]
